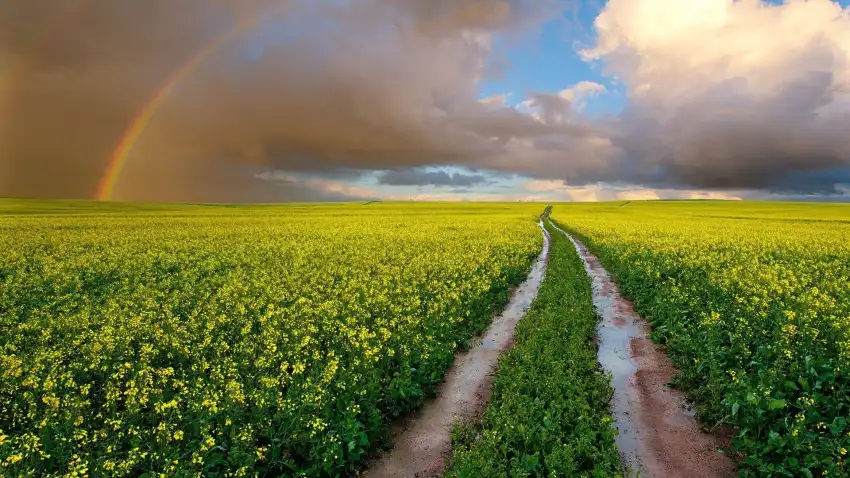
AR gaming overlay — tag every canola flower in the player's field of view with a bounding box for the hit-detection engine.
[554,201,850,477]
[0,201,542,476]
[448,219,622,477]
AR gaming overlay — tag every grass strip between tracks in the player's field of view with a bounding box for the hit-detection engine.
[446,221,622,477]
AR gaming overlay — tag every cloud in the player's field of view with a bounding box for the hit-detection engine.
[521,179,567,192]
[2,0,850,202]
[575,0,850,194]
[515,83,607,124]
[558,81,606,111]
[255,171,379,201]
[376,168,489,187]
[478,93,511,108]
[0,0,570,201]
[519,179,742,202]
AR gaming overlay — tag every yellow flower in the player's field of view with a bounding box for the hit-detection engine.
[41,396,60,409]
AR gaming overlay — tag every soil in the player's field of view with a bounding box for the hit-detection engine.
[362,222,551,477]
[550,221,736,478]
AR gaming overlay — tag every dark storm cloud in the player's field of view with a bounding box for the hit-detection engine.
[607,72,850,195]
[0,0,264,200]
[0,0,572,201]
[3,0,850,202]
[376,169,489,187]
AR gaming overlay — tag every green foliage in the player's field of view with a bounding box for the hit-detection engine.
[553,201,850,477]
[0,200,543,476]
[447,221,622,478]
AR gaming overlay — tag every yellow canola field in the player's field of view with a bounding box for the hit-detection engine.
[554,201,850,477]
[0,201,542,477]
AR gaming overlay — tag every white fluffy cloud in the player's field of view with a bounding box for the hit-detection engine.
[575,0,850,195]
[582,0,850,100]
[558,81,606,111]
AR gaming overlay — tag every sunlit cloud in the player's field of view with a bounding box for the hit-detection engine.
[1,0,849,202]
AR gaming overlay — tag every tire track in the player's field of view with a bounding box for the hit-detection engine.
[363,221,551,477]
[549,219,735,478]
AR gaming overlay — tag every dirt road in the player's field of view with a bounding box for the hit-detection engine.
[550,220,735,478]
[363,222,551,477]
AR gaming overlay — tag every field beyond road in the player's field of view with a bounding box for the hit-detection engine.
[0,200,542,476]
[554,201,850,477]
[4,199,850,477]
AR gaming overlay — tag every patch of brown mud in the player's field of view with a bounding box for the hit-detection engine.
[614,299,635,317]
[549,220,735,478]
[629,338,735,477]
[362,223,551,478]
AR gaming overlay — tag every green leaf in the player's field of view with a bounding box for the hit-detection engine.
[768,399,787,411]
[732,402,740,416]
[521,454,540,471]
[783,380,799,391]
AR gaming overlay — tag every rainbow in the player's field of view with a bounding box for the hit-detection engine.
[96,14,264,201]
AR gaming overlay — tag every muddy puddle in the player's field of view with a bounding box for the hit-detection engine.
[549,220,735,478]
[363,222,551,478]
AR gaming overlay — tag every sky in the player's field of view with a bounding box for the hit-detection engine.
[2,0,850,203]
